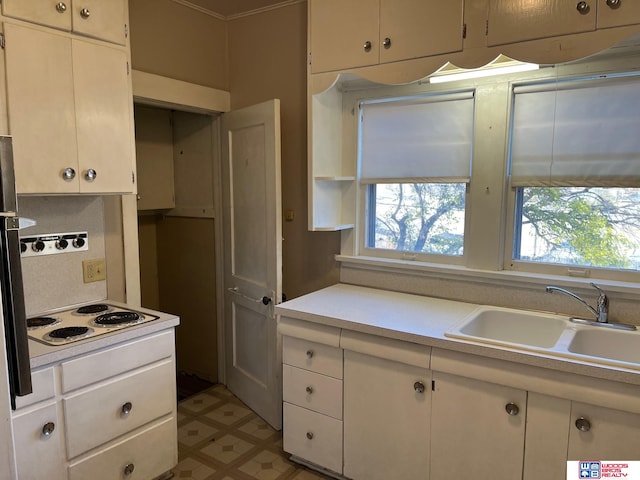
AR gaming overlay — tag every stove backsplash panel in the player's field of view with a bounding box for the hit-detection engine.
[18,196,107,315]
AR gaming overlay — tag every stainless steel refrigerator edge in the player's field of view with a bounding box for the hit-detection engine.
[0,136,32,405]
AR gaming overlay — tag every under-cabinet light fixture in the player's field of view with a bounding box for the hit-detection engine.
[429,59,539,84]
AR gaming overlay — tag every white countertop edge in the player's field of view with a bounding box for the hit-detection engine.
[276,283,640,386]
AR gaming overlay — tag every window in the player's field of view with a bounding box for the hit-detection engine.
[359,91,474,260]
[509,76,640,272]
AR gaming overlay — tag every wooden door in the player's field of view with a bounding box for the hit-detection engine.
[344,350,431,480]
[73,38,135,194]
[309,0,380,73]
[221,100,282,429]
[379,0,463,64]
[487,0,596,46]
[430,372,527,479]
[71,0,127,45]
[4,23,78,194]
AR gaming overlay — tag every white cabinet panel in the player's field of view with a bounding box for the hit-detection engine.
[283,336,342,379]
[283,365,342,419]
[63,360,175,458]
[283,403,342,474]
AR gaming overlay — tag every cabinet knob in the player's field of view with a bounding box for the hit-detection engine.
[121,401,133,416]
[505,402,520,416]
[306,431,314,440]
[85,168,97,182]
[306,350,314,359]
[62,167,76,181]
[80,7,91,19]
[363,40,372,52]
[606,0,621,8]
[42,422,55,437]
[306,386,314,394]
[414,381,425,393]
[576,1,590,14]
[575,417,591,432]
[55,2,67,13]
[123,463,135,476]
[383,37,392,49]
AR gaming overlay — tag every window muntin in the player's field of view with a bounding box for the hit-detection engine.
[359,91,474,259]
[509,75,640,272]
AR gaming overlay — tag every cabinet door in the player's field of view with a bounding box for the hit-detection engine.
[2,0,72,31]
[72,38,135,194]
[430,372,526,479]
[309,0,379,73]
[598,0,640,28]
[4,23,79,194]
[379,0,463,64]
[71,0,127,45]
[134,106,175,210]
[568,402,640,460]
[343,351,430,480]
[13,403,66,479]
[487,0,596,46]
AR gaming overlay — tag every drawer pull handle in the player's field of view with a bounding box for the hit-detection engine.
[414,381,425,393]
[306,431,314,440]
[505,402,520,416]
[306,350,314,359]
[62,167,76,181]
[363,40,372,52]
[55,2,67,13]
[42,422,55,437]
[576,1,590,14]
[575,417,591,432]
[121,401,133,416]
[306,386,314,394]
[80,7,91,18]
[85,168,97,182]
[123,463,135,476]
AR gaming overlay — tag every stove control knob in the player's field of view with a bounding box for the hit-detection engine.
[32,240,45,252]
[55,239,68,250]
[42,422,55,437]
[20,242,27,254]
[72,237,85,248]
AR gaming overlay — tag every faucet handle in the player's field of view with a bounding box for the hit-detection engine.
[590,283,608,306]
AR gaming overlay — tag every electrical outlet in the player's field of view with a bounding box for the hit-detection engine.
[83,259,106,283]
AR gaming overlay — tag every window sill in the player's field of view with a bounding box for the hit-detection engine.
[335,254,640,300]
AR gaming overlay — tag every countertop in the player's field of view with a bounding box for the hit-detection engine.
[28,302,180,368]
[275,283,640,386]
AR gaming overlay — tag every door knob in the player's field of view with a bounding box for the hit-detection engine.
[262,296,272,305]
[575,417,591,432]
[414,381,425,393]
[42,422,55,437]
[505,402,520,416]
[576,1,590,14]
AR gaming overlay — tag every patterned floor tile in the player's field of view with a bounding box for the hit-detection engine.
[178,420,220,448]
[198,434,255,464]
[172,456,217,480]
[288,470,332,480]
[180,392,221,414]
[238,449,295,480]
[205,402,254,425]
[237,416,278,440]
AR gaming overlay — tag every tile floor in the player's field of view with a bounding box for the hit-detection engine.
[172,384,334,480]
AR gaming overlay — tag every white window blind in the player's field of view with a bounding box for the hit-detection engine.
[359,91,474,184]
[510,76,640,187]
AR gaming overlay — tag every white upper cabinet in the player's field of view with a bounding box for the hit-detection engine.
[597,0,640,28]
[309,0,464,73]
[2,0,127,45]
[4,23,135,194]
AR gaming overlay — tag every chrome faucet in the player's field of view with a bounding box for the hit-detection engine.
[545,283,609,323]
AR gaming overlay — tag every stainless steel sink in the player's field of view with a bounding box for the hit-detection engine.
[446,307,569,349]
[568,328,640,365]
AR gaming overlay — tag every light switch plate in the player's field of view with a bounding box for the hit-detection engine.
[82,259,106,283]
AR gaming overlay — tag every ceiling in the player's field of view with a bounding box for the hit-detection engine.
[183,0,290,17]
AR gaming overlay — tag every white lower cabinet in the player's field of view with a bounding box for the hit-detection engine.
[12,402,66,480]
[12,329,178,480]
[430,372,527,480]
[343,349,431,480]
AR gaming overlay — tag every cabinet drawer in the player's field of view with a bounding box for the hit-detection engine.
[61,330,174,392]
[68,417,177,480]
[13,402,66,479]
[64,360,175,458]
[284,402,342,474]
[14,366,56,410]
[283,365,342,419]
[283,336,342,379]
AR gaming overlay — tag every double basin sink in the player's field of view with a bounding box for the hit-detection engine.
[445,307,640,369]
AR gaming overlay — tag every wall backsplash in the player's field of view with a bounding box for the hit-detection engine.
[18,196,107,316]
